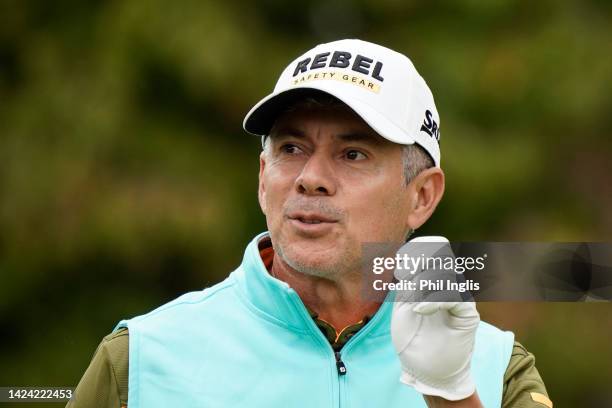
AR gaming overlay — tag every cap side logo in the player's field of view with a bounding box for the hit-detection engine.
[420,109,441,142]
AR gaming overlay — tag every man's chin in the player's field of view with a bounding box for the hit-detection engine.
[286,234,339,256]
[276,242,336,276]
[277,241,360,279]
[284,256,338,279]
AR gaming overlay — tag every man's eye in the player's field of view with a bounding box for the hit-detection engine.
[281,144,302,155]
[345,150,367,161]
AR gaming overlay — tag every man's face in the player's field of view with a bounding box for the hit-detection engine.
[258,104,413,279]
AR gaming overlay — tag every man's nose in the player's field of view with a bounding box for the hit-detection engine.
[295,152,337,196]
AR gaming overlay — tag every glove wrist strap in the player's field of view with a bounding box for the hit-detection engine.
[399,370,476,401]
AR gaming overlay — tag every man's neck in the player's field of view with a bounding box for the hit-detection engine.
[270,252,384,330]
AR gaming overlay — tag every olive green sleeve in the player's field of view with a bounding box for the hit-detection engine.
[502,341,553,407]
[66,328,129,408]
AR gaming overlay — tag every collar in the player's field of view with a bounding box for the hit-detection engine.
[232,232,392,339]
[258,236,371,349]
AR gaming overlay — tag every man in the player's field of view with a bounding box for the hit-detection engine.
[68,39,552,407]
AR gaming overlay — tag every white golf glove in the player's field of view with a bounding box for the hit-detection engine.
[391,236,480,401]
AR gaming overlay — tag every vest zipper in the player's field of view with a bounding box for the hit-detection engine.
[286,288,392,407]
[335,351,347,375]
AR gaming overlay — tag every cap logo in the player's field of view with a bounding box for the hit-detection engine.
[291,70,381,93]
[292,51,384,80]
[420,109,441,142]
[290,51,384,94]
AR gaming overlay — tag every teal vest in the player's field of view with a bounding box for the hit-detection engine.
[115,232,514,407]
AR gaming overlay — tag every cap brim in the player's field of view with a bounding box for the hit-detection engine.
[244,88,326,135]
[243,86,439,166]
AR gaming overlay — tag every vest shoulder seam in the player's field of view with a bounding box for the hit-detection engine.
[130,278,237,323]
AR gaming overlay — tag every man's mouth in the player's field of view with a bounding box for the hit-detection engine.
[287,212,339,224]
[285,211,340,236]
[298,218,321,224]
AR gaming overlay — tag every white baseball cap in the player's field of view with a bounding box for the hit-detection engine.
[243,39,441,166]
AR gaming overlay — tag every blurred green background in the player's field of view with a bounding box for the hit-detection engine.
[1,0,611,407]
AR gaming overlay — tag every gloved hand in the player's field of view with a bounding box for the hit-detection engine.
[390,236,480,401]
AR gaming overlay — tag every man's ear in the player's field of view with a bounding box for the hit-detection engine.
[406,167,445,231]
[258,151,267,215]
